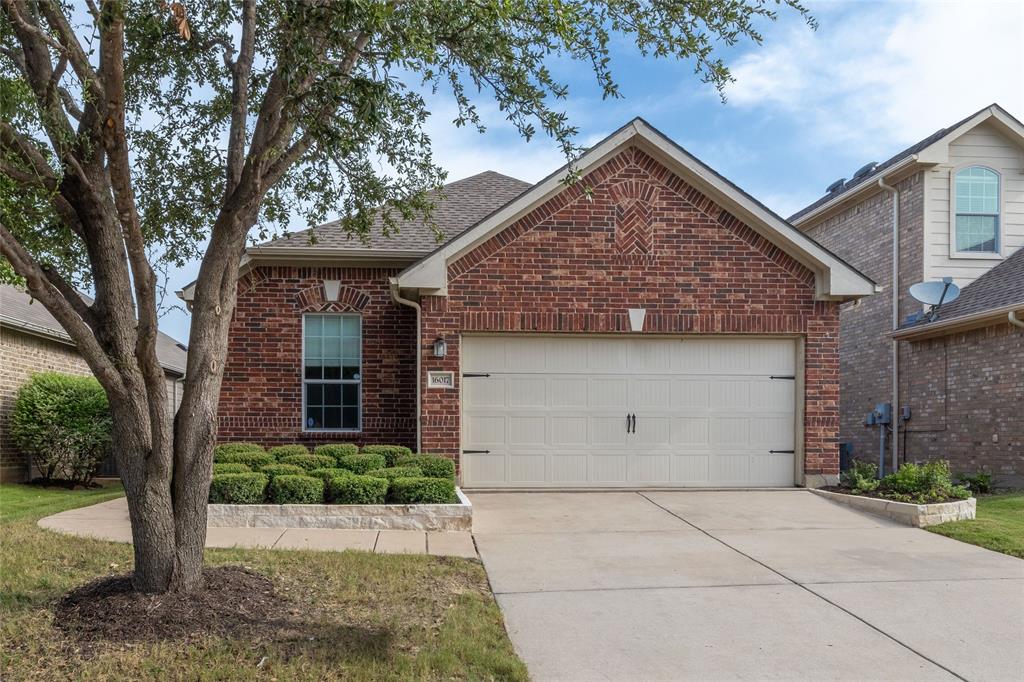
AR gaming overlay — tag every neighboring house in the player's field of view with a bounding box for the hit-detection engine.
[791,104,1024,487]
[0,284,188,482]
[181,118,875,489]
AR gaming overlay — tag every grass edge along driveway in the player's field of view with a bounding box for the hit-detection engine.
[927,492,1024,559]
[0,483,527,681]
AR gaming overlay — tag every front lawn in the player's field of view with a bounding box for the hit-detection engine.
[927,492,1024,559]
[0,483,526,681]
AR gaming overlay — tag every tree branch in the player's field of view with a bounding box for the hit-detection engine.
[225,0,256,195]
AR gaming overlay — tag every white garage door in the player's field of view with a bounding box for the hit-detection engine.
[461,336,797,488]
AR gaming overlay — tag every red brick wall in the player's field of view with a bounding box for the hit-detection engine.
[218,266,417,449]
[901,323,1023,488]
[802,173,924,469]
[420,146,842,480]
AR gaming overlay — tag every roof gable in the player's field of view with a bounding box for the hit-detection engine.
[791,104,1024,225]
[396,118,876,300]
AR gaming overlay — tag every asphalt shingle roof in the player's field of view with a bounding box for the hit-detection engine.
[260,171,532,253]
[788,106,993,223]
[0,284,188,374]
[909,247,1024,328]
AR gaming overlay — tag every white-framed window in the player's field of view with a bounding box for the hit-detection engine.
[302,313,361,431]
[953,166,1000,254]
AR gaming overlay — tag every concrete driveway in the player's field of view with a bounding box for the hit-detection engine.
[470,490,1024,682]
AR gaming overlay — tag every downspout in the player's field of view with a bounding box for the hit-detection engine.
[1010,310,1024,329]
[389,279,421,453]
[878,177,900,474]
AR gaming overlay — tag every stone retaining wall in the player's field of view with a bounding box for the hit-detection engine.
[207,488,471,531]
[811,488,975,528]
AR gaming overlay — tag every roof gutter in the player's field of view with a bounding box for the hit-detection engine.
[792,156,918,228]
[892,302,1024,340]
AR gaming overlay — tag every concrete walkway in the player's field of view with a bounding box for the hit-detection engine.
[470,490,1024,682]
[38,497,477,558]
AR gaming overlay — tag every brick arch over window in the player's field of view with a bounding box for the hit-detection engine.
[295,283,371,313]
[608,179,659,255]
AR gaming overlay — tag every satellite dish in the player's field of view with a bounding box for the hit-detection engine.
[909,279,961,306]
[908,278,960,322]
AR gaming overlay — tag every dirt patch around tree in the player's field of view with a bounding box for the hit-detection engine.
[54,566,296,646]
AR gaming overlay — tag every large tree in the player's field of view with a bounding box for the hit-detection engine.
[0,0,811,593]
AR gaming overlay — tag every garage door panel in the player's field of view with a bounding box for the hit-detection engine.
[461,337,797,488]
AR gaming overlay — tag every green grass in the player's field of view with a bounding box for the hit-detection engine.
[928,492,1024,558]
[0,483,527,681]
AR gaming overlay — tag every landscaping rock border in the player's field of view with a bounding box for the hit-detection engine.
[207,487,472,531]
[811,488,975,527]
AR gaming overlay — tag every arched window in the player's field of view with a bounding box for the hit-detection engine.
[954,166,1000,253]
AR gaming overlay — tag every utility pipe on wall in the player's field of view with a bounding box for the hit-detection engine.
[389,279,421,453]
[877,177,900,474]
[1009,310,1024,329]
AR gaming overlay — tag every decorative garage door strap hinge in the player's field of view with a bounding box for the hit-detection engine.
[769,449,796,454]
[769,375,796,380]
[462,372,491,378]
[462,450,491,454]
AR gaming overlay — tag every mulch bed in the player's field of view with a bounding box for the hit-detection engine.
[54,566,295,645]
[820,486,966,504]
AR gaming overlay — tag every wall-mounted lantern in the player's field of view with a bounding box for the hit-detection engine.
[433,336,447,358]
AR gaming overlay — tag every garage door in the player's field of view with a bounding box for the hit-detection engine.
[461,336,797,488]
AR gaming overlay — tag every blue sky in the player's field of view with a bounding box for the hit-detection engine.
[159,0,1024,342]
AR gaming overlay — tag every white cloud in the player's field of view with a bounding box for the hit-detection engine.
[725,0,1024,154]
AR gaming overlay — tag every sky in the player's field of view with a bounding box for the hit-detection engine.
[158,0,1024,343]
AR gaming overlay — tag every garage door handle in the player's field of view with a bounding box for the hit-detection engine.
[628,413,636,433]
[770,375,795,380]
[463,450,490,454]
[769,449,795,454]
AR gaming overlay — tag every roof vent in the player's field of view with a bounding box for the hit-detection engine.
[852,162,878,180]
[826,178,846,193]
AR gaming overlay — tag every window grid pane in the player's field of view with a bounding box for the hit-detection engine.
[954,167,999,253]
[303,313,361,430]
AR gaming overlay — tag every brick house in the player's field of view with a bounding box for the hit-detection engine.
[791,104,1024,487]
[183,118,874,488]
[0,284,188,482]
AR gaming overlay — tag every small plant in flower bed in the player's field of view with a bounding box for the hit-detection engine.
[839,460,879,494]
[209,472,269,504]
[361,444,413,467]
[957,471,993,495]
[269,475,325,504]
[388,477,458,504]
[396,454,456,480]
[337,453,387,474]
[366,466,423,481]
[326,473,388,504]
[213,442,265,460]
[214,449,275,470]
[280,453,337,471]
[213,462,251,475]
[878,460,969,503]
[260,463,307,479]
[309,467,355,483]
[314,443,359,461]
[269,444,309,459]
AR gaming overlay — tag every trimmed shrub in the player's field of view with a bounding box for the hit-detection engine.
[957,471,993,495]
[11,372,112,485]
[213,463,251,475]
[366,466,423,482]
[314,443,359,462]
[213,442,265,462]
[387,477,458,504]
[260,463,306,479]
[216,449,275,470]
[360,444,413,467]
[396,454,456,480]
[840,460,879,494]
[268,475,325,504]
[879,460,970,503]
[309,467,355,483]
[337,453,387,474]
[209,473,268,504]
[326,474,388,505]
[268,444,309,460]
[280,453,337,471]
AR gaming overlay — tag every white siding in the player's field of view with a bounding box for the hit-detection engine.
[924,122,1024,285]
